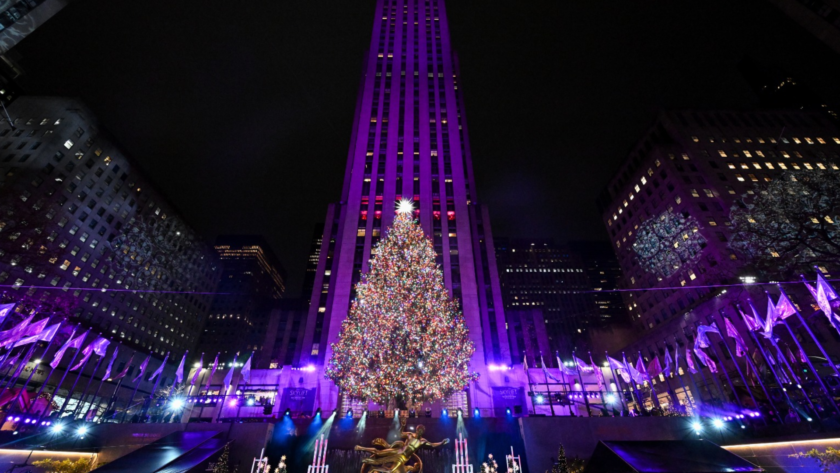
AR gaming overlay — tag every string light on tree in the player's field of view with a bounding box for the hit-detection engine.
[326,199,477,405]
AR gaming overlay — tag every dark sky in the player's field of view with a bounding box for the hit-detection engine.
[13,0,840,296]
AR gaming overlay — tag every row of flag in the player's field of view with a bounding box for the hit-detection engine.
[0,305,255,397]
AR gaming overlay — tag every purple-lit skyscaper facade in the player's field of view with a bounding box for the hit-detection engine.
[300,0,515,416]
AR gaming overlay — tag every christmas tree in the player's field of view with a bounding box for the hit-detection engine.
[326,199,477,405]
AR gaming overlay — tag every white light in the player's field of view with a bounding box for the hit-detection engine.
[77,426,88,437]
[692,421,702,432]
[396,199,414,214]
[535,394,544,404]
[605,394,617,404]
[33,359,41,364]
[51,424,63,434]
[170,399,185,410]
[712,418,724,429]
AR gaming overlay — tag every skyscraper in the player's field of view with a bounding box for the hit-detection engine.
[302,0,511,414]
[197,235,285,361]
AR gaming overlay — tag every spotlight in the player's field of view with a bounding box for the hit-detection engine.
[247,396,256,406]
[692,421,702,433]
[506,408,511,415]
[807,417,813,422]
[316,408,322,417]
[284,409,291,417]
[712,418,724,429]
[442,409,448,417]
[229,399,238,407]
[535,394,545,404]
[170,399,185,410]
[77,426,88,438]
[51,424,63,434]
[474,408,479,417]
[457,408,463,417]
[347,410,353,418]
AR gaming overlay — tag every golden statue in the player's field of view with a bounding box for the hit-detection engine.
[355,419,449,473]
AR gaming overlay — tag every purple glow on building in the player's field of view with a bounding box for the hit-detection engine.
[301,0,512,411]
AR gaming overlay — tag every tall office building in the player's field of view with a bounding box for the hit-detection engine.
[0,96,221,360]
[197,235,285,361]
[302,0,511,413]
[495,238,597,354]
[567,240,628,326]
[300,223,323,302]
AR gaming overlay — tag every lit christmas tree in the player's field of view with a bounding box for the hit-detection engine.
[326,199,477,405]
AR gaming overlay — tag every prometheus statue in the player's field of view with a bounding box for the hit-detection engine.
[355,419,449,473]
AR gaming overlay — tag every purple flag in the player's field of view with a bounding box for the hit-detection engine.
[739,307,759,331]
[113,354,133,380]
[775,291,797,320]
[174,351,187,385]
[0,303,16,325]
[694,348,718,373]
[764,295,780,336]
[222,355,238,393]
[50,329,86,369]
[685,347,698,374]
[13,322,61,347]
[205,353,219,389]
[647,356,663,379]
[724,318,747,357]
[0,313,36,348]
[71,337,110,371]
[590,354,605,390]
[102,346,118,380]
[608,356,630,383]
[574,355,594,373]
[662,348,673,377]
[696,324,720,348]
[191,353,204,386]
[240,353,252,384]
[148,352,169,382]
[132,355,150,383]
[816,273,838,321]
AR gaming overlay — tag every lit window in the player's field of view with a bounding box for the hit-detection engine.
[817,137,826,144]
[690,189,699,197]
[743,150,752,158]
[805,137,814,145]
[778,162,787,170]
[764,162,774,169]
[817,162,826,170]
[357,228,365,237]
[63,140,73,149]
[749,174,758,182]
[804,163,813,169]
[708,218,717,226]
[703,189,714,197]
[793,137,801,144]
[718,150,727,157]
[752,162,761,169]
[727,163,736,169]
[769,249,780,258]
[641,177,647,185]
[735,174,744,182]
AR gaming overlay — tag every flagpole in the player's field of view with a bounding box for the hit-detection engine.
[187,352,204,397]
[605,351,627,414]
[622,352,643,413]
[675,337,704,411]
[36,330,87,423]
[638,351,661,411]
[779,318,839,415]
[8,323,63,413]
[141,352,169,421]
[572,350,592,417]
[70,341,109,420]
[25,326,78,416]
[56,333,101,419]
[83,344,120,422]
[770,336,817,414]
[169,350,188,398]
[120,362,146,424]
[740,303,795,412]
[802,273,840,335]
[691,325,728,405]
[714,310,764,423]
[780,283,840,411]
[216,353,237,422]
[652,343,680,414]
[665,340,694,413]
[0,343,37,401]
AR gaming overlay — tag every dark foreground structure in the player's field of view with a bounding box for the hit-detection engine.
[585,440,762,473]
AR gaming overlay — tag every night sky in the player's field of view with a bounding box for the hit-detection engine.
[13,0,840,295]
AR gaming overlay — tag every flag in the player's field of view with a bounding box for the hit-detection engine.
[13,322,61,347]
[19,318,49,338]
[775,291,797,320]
[223,353,239,393]
[786,346,797,365]
[694,348,718,373]
[0,313,36,347]
[628,355,647,383]
[816,272,839,321]
[674,346,681,374]
[748,300,772,338]
[132,355,150,383]
[0,303,16,325]
[739,306,760,332]
[574,355,594,372]
[724,318,747,357]
[191,353,204,386]
[647,356,663,378]
[71,337,110,371]
[240,352,252,384]
[696,324,720,348]
[102,346,118,380]
[764,294,780,336]
[148,352,169,382]
[685,347,698,374]
[608,356,630,383]
[590,354,605,390]
[50,329,86,369]
[114,354,134,380]
[798,347,807,364]
[174,351,187,384]
[205,353,219,389]
[662,349,673,377]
